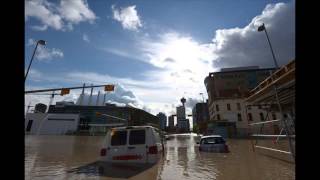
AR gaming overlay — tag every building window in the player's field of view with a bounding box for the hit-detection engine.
[248,105,251,110]
[217,114,221,120]
[237,113,242,121]
[237,103,241,110]
[248,113,253,121]
[227,104,231,111]
[216,104,219,111]
[259,112,264,121]
[258,105,262,109]
[272,113,277,120]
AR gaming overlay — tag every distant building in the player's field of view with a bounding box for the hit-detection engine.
[34,103,47,113]
[176,103,190,132]
[176,106,186,119]
[192,102,209,125]
[25,113,80,135]
[168,115,174,128]
[192,102,209,134]
[45,103,159,134]
[204,66,281,137]
[156,112,167,130]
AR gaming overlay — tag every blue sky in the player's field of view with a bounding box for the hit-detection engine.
[25,0,295,118]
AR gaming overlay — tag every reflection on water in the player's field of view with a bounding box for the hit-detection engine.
[25,134,295,180]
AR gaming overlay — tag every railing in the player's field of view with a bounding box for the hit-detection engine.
[248,59,295,97]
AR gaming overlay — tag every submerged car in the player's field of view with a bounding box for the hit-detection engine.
[198,135,229,153]
[100,126,164,164]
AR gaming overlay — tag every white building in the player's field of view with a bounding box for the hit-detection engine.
[25,113,80,135]
[210,98,281,136]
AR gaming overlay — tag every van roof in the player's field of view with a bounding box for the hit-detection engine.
[111,126,156,130]
[201,135,222,139]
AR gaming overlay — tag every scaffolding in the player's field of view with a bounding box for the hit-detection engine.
[245,60,295,162]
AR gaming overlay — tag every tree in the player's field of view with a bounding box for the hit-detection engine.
[193,124,199,134]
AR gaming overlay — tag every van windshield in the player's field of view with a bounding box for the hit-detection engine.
[129,130,146,145]
[111,131,127,146]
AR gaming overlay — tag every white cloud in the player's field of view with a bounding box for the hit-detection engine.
[31,25,49,31]
[111,5,142,31]
[209,2,295,68]
[83,33,90,42]
[25,0,96,31]
[100,47,146,61]
[25,0,63,30]
[26,38,64,61]
[36,46,64,61]
[59,0,96,24]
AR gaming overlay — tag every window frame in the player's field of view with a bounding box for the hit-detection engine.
[227,103,231,111]
[129,129,146,145]
[237,103,241,110]
[111,130,127,146]
[237,113,242,121]
[248,113,253,121]
[259,112,264,121]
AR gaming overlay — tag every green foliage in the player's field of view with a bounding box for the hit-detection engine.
[193,124,199,133]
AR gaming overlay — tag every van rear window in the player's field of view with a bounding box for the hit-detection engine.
[111,131,127,146]
[201,137,225,144]
[129,130,146,145]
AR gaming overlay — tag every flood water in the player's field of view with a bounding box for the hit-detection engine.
[25,134,295,180]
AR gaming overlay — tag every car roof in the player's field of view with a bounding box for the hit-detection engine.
[201,135,223,139]
[111,126,156,130]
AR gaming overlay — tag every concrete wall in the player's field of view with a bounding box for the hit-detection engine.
[25,113,80,135]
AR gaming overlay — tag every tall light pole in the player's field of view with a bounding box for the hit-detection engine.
[25,40,46,82]
[258,23,295,159]
[258,23,279,69]
[199,93,204,103]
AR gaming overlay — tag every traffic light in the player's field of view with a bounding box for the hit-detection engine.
[96,112,102,116]
[60,88,70,96]
[104,84,115,92]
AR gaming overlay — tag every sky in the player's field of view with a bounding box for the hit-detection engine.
[25,0,295,125]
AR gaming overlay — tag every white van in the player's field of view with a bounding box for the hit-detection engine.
[100,126,164,164]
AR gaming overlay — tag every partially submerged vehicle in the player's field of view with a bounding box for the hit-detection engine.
[197,135,229,153]
[100,126,164,164]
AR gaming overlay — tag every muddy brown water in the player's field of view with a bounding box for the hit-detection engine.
[25,134,295,180]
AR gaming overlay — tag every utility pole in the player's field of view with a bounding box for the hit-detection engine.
[89,84,93,106]
[79,83,85,106]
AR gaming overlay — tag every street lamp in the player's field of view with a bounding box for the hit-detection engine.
[199,93,204,103]
[25,39,46,82]
[257,23,279,69]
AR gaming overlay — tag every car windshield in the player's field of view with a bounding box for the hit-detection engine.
[201,137,225,144]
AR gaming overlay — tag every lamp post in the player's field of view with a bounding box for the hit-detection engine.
[25,40,46,82]
[258,23,295,159]
[199,93,204,103]
[257,23,279,69]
